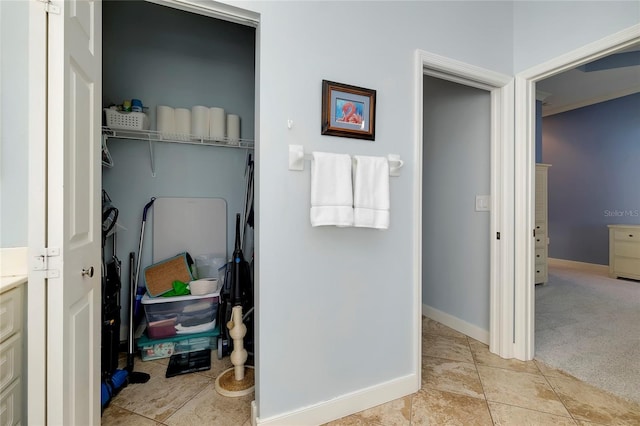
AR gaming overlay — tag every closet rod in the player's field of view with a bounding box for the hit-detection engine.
[288,144,403,177]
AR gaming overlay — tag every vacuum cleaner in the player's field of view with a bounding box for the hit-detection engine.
[125,197,156,383]
[100,190,129,411]
[217,213,254,359]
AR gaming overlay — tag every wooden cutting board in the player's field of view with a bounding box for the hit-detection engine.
[152,197,227,263]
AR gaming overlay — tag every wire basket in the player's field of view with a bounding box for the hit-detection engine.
[104,108,150,131]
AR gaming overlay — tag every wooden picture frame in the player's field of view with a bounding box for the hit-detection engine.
[321,80,376,140]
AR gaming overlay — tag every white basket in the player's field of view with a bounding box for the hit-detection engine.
[104,108,150,131]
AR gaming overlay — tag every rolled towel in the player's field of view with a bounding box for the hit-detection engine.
[310,152,354,227]
[353,155,390,229]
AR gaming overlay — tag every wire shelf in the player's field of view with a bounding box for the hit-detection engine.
[102,127,254,177]
[102,127,254,149]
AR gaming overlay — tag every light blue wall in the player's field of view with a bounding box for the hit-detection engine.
[422,76,491,331]
[513,1,640,72]
[238,1,513,418]
[0,0,29,247]
[542,93,640,265]
[102,1,255,302]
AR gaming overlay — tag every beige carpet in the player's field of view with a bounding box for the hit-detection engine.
[535,260,640,404]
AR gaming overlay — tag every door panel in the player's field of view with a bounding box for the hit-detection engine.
[47,0,102,424]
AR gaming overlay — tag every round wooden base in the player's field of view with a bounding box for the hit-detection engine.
[214,366,255,397]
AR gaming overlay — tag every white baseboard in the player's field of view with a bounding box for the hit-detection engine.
[422,304,489,345]
[251,401,257,426]
[255,374,418,425]
[548,258,608,274]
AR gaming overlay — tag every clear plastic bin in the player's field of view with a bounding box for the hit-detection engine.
[142,291,219,338]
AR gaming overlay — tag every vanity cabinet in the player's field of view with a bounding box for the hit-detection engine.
[608,224,640,280]
[0,283,24,426]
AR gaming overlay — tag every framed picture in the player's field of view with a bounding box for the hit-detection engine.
[321,80,376,141]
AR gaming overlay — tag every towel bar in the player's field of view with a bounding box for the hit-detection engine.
[288,144,403,177]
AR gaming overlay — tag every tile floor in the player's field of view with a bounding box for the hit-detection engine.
[101,317,640,425]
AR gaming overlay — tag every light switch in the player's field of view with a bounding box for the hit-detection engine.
[475,195,490,212]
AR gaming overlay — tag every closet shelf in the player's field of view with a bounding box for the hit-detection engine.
[102,127,254,149]
[102,127,254,177]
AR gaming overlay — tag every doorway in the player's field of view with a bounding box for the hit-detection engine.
[513,25,640,360]
[415,50,513,358]
[421,75,491,341]
[100,0,259,421]
[27,1,261,423]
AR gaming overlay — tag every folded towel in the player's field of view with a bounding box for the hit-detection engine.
[310,152,354,227]
[175,319,216,334]
[353,155,390,229]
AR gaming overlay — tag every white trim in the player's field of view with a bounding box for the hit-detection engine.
[519,25,640,81]
[491,79,515,359]
[145,0,259,26]
[514,23,640,361]
[255,374,417,426]
[418,51,512,88]
[412,50,424,394]
[27,1,47,424]
[542,86,640,117]
[422,304,489,345]
[548,258,609,274]
[415,49,514,359]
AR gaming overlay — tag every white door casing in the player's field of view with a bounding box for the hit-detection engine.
[27,1,48,424]
[415,50,514,359]
[513,23,640,361]
[46,0,102,424]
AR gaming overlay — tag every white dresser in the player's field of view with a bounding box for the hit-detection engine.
[0,281,24,426]
[535,164,551,284]
[608,224,640,280]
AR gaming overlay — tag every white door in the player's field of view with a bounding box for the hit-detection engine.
[47,0,102,424]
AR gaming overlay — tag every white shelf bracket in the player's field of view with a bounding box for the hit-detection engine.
[148,140,156,177]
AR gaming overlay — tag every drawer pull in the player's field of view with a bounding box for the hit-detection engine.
[630,234,634,238]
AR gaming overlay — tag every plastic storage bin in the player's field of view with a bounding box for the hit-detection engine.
[104,108,150,130]
[142,291,219,339]
[137,328,219,361]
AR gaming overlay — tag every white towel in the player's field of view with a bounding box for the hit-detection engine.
[353,155,390,229]
[310,152,354,227]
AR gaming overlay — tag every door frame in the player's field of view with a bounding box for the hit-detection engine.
[513,23,640,360]
[415,50,515,359]
[27,1,48,424]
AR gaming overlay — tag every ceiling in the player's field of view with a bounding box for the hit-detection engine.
[536,44,640,116]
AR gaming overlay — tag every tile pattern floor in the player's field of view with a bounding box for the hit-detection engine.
[102,317,640,425]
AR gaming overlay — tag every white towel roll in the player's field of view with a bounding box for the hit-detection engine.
[191,105,209,138]
[209,107,226,140]
[174,108,191,140]
[156,105,175,137]
[227,114,240,143]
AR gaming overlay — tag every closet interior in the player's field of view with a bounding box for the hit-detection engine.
[100,0,256,410]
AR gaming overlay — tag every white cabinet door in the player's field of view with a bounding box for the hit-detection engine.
[47,1,102,424]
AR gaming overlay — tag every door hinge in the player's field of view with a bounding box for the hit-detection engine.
[496,232,501,240]
[38,0,60,15]
[33,247,60,278]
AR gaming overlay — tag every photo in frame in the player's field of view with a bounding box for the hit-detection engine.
[321,80,376,140]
